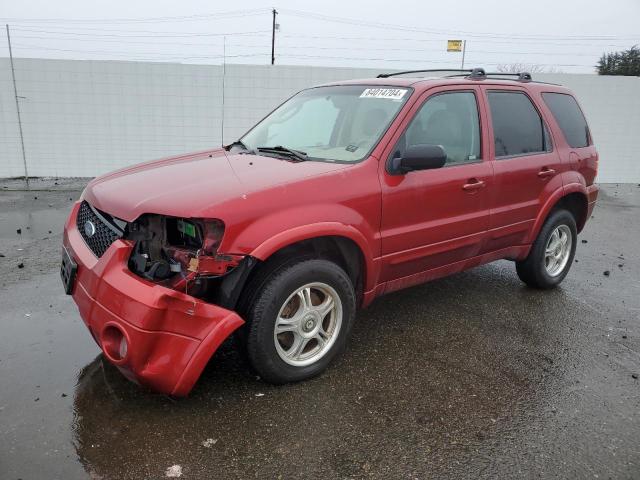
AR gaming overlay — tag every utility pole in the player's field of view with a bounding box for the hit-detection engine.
[461,40,467,69]
[271,8,277,65]
[221,36,226,145]
[6,24,29,188]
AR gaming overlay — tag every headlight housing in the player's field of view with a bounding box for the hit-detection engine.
[125,215,226,284]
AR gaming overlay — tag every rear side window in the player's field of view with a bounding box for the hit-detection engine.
[487,91,549,158]
[542,93,590,148]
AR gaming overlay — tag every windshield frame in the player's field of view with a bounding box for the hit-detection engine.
[237,84,415,164]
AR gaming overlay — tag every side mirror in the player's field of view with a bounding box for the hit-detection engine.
[389,144,447,175]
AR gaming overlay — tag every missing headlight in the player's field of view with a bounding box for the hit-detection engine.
[125,215,225,286]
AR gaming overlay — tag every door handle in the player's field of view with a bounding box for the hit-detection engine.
[462,179,486,191]
[537,167,556,178]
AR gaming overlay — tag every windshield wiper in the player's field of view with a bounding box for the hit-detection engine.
[257,145,308,162]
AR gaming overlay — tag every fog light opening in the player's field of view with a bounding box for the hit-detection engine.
[101,325,129,363]
[119,336,128,359]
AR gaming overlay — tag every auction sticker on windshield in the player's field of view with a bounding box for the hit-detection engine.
[360,88,407,100]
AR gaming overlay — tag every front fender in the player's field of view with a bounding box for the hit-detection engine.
[224,204,379,291]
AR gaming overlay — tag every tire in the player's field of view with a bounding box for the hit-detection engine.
[516,209,577,289]
[244,259,356,384]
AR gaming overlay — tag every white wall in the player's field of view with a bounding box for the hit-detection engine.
[538,73,640,183]
[1,58,638,182]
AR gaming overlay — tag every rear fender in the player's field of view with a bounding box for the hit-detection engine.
[526,182,588,244]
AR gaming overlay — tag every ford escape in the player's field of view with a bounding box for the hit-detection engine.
[61,68,598,395]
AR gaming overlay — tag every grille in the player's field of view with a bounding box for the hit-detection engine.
[76,201,123,258]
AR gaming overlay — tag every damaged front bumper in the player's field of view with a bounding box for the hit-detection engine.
[63,202,245,396]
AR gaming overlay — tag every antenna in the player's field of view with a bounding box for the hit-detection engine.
[221,36,226,145]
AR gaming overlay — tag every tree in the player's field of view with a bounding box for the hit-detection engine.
[597,46,640,75]
[495,63,562,74]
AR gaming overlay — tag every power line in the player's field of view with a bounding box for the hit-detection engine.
[9,40,601,60]
[4,7,637,42]
[10,29,630,53]
[9,34,609,58]
[280,53,596,68]
[272,44,604,57]
[10,44,269,60]
[9,34,246,47]
[2,9,622,72]
[10,25,635,50]
[277,33,636,49]
[11,43,596,68]
[281,8,640,41]
[0,9,271,24]
[9,26,271,38]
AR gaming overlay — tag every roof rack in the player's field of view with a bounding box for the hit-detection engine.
[482,71,532,81]
[376,67,560,85]
[445,69,533,82]
[377,69,475,78]
[376,67,508,81]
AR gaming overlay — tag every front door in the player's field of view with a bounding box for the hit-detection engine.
[379,86,492,286]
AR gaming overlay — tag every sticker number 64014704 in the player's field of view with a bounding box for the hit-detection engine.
[359,88,407,100]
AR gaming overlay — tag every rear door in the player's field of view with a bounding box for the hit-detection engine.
[481,86,563,252]
[379,86,492,284]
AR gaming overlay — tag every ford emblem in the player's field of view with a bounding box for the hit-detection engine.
[84,220,96,238]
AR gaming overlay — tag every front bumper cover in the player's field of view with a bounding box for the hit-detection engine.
[63,202,245,396]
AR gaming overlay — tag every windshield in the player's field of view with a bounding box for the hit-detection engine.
[239,85,411,163]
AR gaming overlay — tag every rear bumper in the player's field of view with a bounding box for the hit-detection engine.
[63,202,245,396]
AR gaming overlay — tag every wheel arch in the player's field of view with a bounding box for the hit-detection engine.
[553,191,589,232]
[244,230,371,309]
[528,185,589,243]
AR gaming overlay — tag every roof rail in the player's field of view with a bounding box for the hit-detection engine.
[446,70,535,82]
[377,69,474,78]
[485,71,533,81]
[376,67,557,85]
[468,68,487,79]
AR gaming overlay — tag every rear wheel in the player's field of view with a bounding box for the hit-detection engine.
[516,209,577,289]
[244,259,356,384]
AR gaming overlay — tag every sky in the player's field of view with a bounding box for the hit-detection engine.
[1,0,639,73]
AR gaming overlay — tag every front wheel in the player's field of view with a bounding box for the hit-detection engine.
[245,259,356,384]
[516,209,577,289]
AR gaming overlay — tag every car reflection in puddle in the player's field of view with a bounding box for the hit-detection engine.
[69,271,564,479]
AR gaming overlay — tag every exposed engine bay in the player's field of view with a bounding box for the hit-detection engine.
[123,214,253,305]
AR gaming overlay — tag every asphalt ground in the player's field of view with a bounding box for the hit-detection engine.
[0,179,638,479]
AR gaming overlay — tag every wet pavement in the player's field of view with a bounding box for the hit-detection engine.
[1,179,638,479]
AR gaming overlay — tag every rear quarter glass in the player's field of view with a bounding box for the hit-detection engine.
[542,92,591,148]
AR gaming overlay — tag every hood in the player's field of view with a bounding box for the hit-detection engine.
[84,149,351,222]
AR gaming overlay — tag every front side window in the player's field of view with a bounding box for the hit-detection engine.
[542,92,590,148]
[487,91,550,158]
[393,91,481,166]
[241,85,411,163]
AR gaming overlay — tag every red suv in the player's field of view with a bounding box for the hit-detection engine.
[61,68,598,396]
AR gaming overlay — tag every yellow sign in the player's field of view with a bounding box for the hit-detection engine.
[447,40,463,52]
